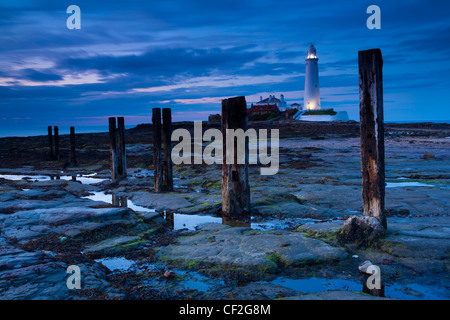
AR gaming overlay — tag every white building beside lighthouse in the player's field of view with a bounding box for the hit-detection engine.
[304,43,321,110]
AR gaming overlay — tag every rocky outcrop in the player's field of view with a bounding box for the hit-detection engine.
[158,223,347,271]
[337,215,387,247]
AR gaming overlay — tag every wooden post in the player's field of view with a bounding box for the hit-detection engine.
[117,117,127,179]
[48,126,54,160]
[221,96,250,217]
[112,193,119,207]
[109,117,119,181]
[70,126,77,167]
[54,126,59,160]
[120,195,128,207]
[164,211,174,230]
[152,108,163,192]
[162,108,173,191]
[359,49,386,229]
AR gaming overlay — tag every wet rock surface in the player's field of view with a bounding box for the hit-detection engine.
[158,223,347,270]
[337,216,387,247]
[0,122,449,300]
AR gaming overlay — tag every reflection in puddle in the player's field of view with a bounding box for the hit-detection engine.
[222,214,320,231]
[60,174,106,184]
[83,192,155,213]
[83,191,321,232]
[0,174,50,181]
[268,277,448,300]
[270,277,361,294]
[131,169,154,178]
[95,257,135,271]
[0,173,106,185]
[164,211,222,230]
[180,271,225,292]
[384,283,448,300]
[386,181,433,188]
[95,256,222,293]
[251,217,319,230]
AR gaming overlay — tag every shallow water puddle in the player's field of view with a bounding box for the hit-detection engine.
[270,277,361,294]
[83,190,316,231]
[0,173,107,185]
[83,191,155,213]
[0,174,50,181]
[164,211,222,230]
[95,257,135,272]
[82,191,223,230]
[60,174,107,185]
[386,181,434,188]
[385,283,448,300]
[268,277,449,299]
[251,217,319,230]
[95,257,162,273]
[96,256,222,293]
[165,212,320,231]
[180,271,225,292]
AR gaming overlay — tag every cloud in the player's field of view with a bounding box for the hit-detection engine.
[0,71,122,87]
[130,73,300,93]
[19,69,63,82]
[160,96,229,105]
[1,0,450,137]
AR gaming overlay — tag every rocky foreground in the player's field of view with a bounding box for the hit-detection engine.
[0,121,449,300]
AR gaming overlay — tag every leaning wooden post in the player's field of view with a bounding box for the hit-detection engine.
[221,96,250,217]
[109,117,119,181]
[117,117,127,179]
[70,126,77,167]
[162,108,173,191]
[47,126,54,160]
[359,49,387,229]
[152,108,163,192]
[54,126,60,160]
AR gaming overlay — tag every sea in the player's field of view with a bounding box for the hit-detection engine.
[0,121,449,138]
[0,125,133,138]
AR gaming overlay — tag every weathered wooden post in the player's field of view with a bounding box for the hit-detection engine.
[109,117,119,181]
[221,96,250,217]
[152,108,163,192]
[112,194,127,207]
[117,117,127,179]
[70,126,77,167]
[162,108,173,191]
[48,126,54,160]
[54,126,60,160]
[359,49,387,229]
[112,193,119,207]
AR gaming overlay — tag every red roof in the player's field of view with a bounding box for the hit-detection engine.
[247,103,279,113]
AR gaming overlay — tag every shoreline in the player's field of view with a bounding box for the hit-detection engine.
[0,120,449,300]
[1,120,450,139]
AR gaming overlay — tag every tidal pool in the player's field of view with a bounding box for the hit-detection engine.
[267,277,449,300]
[0,173,107,185]
[95,257,135,272]
[83,191,155,213]
[386,181,434,188]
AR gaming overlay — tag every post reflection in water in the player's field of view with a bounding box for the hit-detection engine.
[222,214,251,228]
[112,194,128,207]
[164,211,175,229]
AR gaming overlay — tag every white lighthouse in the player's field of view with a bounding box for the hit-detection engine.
[304,43,321,110]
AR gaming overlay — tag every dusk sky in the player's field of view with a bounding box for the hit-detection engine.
[1,0,449,137]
